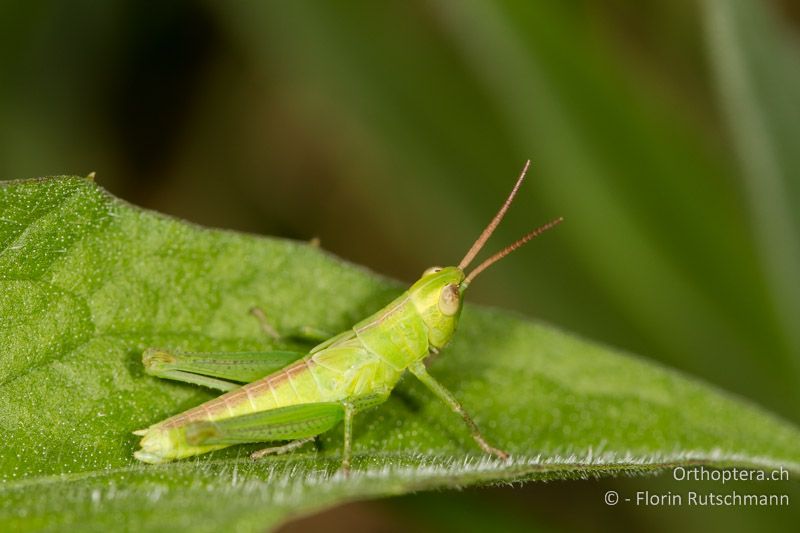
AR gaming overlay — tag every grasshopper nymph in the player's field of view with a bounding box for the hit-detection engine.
[134,161,562,473]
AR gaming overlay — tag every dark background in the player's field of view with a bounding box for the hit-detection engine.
[2,1,798,531]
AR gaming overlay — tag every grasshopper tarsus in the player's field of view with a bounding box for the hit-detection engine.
[250,437,315,460]
[481,442,510,461]
[468,425,509,460]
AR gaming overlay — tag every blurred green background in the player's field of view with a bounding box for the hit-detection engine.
[1,1,798,531]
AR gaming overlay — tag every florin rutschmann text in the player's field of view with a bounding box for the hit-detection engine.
[633,490,788,507]
[603,466,791,508]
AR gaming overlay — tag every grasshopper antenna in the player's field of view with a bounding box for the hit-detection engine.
[458,160,530,270]
[464,216,563,286]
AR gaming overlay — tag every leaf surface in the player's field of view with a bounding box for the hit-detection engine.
[1,177,798,531]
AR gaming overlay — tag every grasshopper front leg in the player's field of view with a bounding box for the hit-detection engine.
[409,360,509,460]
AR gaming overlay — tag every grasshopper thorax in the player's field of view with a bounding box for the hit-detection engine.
[408,266,466,350]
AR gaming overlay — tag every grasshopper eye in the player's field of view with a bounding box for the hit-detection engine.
[423,266,443,277]
[438,284,460,316]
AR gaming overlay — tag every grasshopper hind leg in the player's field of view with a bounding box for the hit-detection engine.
[142,348,306,391]
[251,437,316,460]
[184,397,387,474]
[184,400,345,467]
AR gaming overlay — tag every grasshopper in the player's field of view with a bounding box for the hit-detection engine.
[134,161,562,472]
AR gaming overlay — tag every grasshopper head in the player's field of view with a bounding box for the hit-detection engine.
[408,266,466,350]
[409,161,563,350]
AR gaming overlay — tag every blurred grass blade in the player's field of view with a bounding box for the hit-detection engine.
[704,0,800,381]
[214,1,798,414]
[1,177,799,531]
[428,0,800,405]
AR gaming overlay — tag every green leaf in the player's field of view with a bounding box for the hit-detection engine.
[1,177,798,532]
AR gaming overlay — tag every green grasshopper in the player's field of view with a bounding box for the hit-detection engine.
[134,161,562,472]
